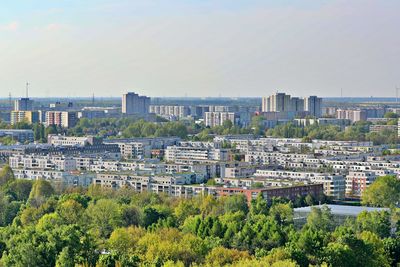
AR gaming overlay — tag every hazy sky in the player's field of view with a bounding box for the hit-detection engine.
[0,0,399,98]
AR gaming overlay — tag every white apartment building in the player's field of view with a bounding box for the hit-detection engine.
[47,135,102,147]
[9,155,76,171]
[13,169,93,187]
[149,105,190,119]
[336,109,367,122]
[204,112,237,127]
[115,142,151,159]
[254,169,318,180]
[165,146,229,162]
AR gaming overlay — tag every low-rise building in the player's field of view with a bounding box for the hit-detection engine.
[369,124,398,133]
[0,129,34,143]
[48,135,103,147]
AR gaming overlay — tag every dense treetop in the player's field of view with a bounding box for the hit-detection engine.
[0,165,399,266]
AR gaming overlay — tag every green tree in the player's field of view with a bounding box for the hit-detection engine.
[205,246,251,266]
[86,199,123,238]
[356,211,391,238]
[362,175,400,207]
[57,199,84,224]
[0,165,15,186]
[384,112,399,119]
[5,179,33,201]
[306,206,334,232]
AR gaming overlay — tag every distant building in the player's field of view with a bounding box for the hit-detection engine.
[398,120,400,137]
[114,142,151,159]
[322,107,337,117]
[208,106,237,112]
[294,118,351,127]
[0,129,34,143]
[290,97,305,112]
[204,112,237,127]
[262,93,291,112]
[165,146,229,162]
[10,111,40,125]
[189,106,210,117]
[369,124,397,133]
[336,109,367,122]
[46,111,77,128]
[122,92,150,115]
[78,107,120,119]
[262,93,322,117]
[149,105,190,119]
[48,135,103,147]
[14,98,33,111]
[49,102,74,110]
[304,96,322,117]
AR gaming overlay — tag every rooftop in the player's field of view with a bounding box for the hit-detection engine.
[294,204,389,217]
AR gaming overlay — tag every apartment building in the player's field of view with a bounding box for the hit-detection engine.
[46,111,77,128]
[14,98,33,111]
[122,92,150,115]
[0,129,34,143]
[10,111,40,125]
[94,172,323,203]
[13,169,93,187]
[262,93,322,117]
[114,142,151,159]
[336,109,367,122]
[224,165,256,178]
[304,96,322,117]
[204,112,237,127]
[165,146,229,162]
[369,124,398,133]
[345,171,377,197]
[310,175,346,199]
[149,105,190,119]
[9,155,76,171]
[47,135,102,147]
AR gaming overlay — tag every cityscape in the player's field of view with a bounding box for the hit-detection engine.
[0,1,400,267]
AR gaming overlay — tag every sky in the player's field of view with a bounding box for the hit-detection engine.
[0,0,399,98]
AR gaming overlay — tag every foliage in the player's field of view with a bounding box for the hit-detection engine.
[0,181,398,266]
[266,121,399,145]
[362,175,400,207]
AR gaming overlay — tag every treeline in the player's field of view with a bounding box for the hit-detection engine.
[0,166,399,266]
[1,115,399,145]
[266,121,399,145]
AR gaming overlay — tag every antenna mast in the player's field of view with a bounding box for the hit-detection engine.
[26,82,30,98]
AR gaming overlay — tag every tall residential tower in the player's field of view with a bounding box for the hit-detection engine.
[122,92,150,115]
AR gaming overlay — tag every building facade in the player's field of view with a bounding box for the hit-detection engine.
[46,111,77,128]
[122,92,150,115]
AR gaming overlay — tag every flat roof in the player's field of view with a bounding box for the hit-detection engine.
[294,204,389,217]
